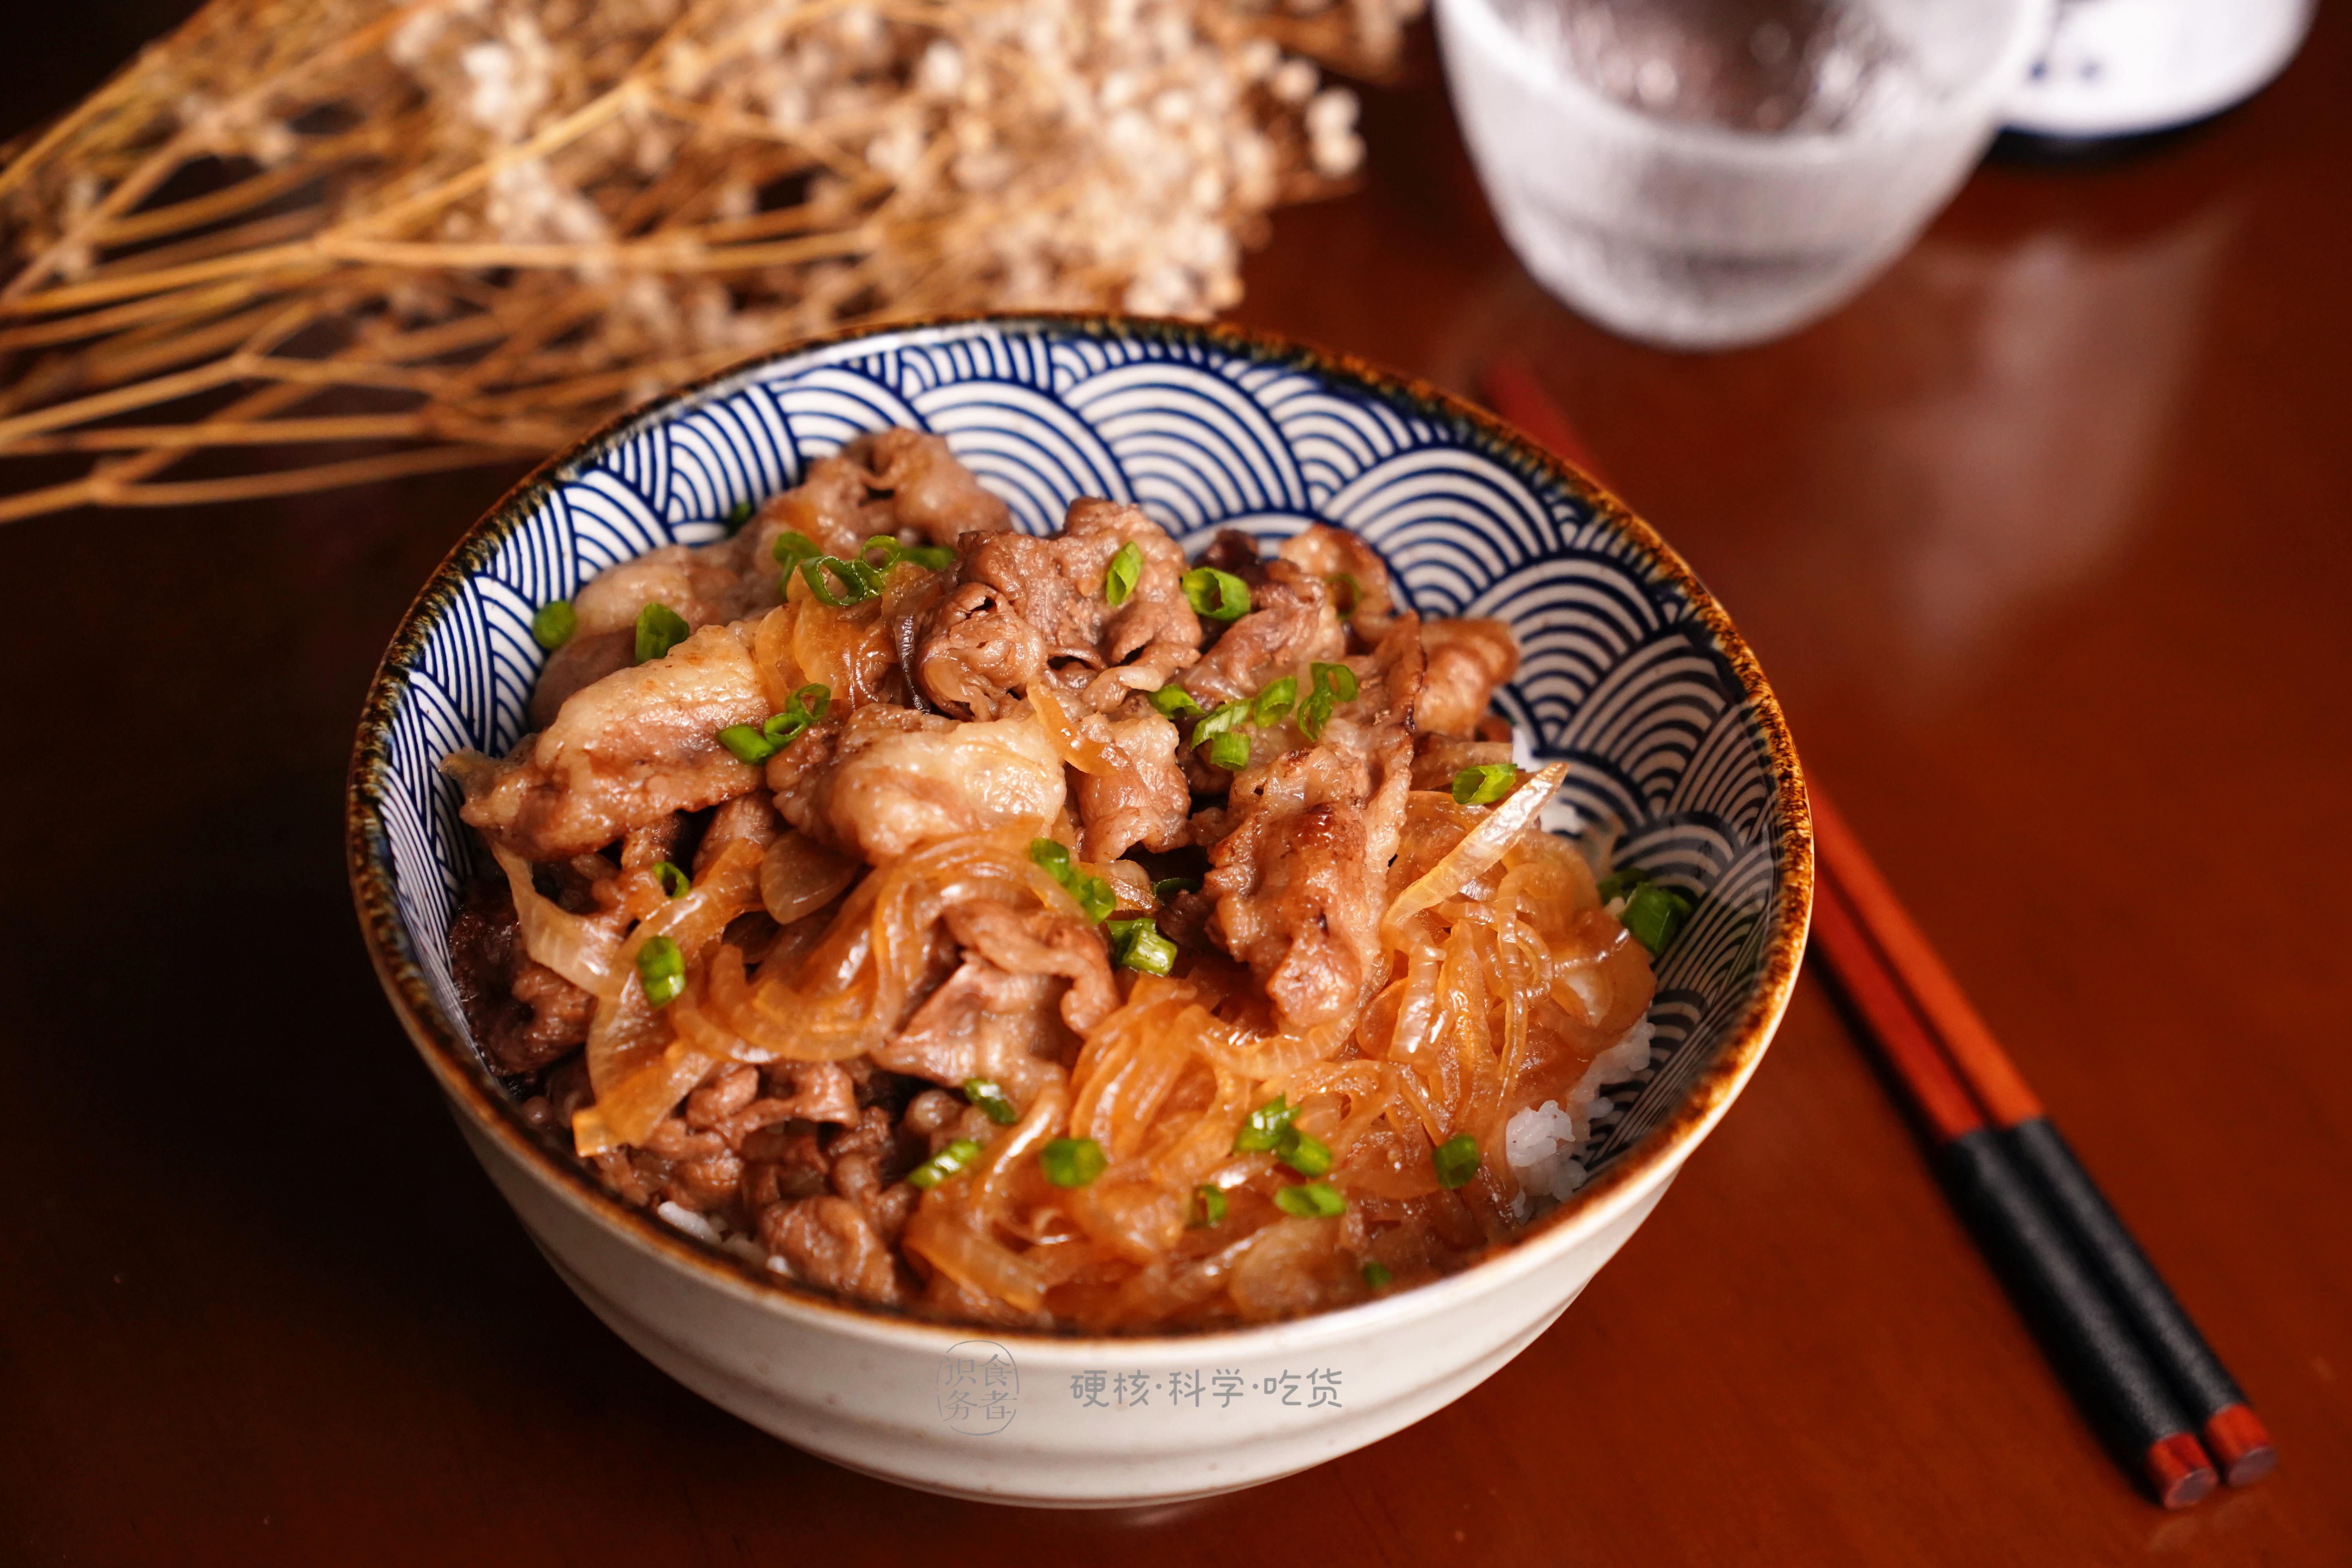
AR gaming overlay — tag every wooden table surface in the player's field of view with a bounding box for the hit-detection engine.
[4,10,2348,1566]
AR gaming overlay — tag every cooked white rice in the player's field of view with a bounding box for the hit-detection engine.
[1506,1017,1657,1205]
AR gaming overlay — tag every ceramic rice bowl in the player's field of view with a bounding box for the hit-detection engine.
[348,314,1812,1507]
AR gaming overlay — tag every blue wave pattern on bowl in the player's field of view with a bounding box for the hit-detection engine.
[378,319,1783,1175]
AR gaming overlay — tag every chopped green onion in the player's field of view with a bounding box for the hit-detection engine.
[1361,1260,1394,1289]
[635,935,685,1007]
[802,555,883,606]
[634,603,692,664]
[1274,1181,1346,1218]
[1621,884,1694,956]
[1278,1128,1333,1178]
[859,535,954,573]
[724,498,755,534]
[1451,763,1519,806]
[1190,701,1249,748]
[1234,1095,1297,1154]
[1149,684,1203,719]
[1104,541,1143,606]
[1328,572,1360,614]
[652,861,691,899]
[1252,675,1298,725]
[907,1137,983,1190]
[716,724,777,764]
[1107,918,1178,976]
[720,682,833,765]
[1297,693,1336,742]
[1207,731,1251,771]
[962,1078,1020,1126]
[532,599,577,650]
[1040,1137,1107,1189]
[1189,1184,1229,1228]
[753,681,832,750]
[1181,565,1252,622]
[1151,876,1201,903]
[1027,837,1112,923]
[1311,662,1359,701]
[1433,1133,1480,1190]
[771,529,820,566]
[1595,865,1652,905]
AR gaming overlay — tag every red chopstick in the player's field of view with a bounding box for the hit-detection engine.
[1476,356,2275,1505]
[1809,790,2278,1488]
[1811,877,2218,1507]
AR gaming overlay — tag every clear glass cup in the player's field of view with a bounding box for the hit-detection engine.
[1436,0,2056,349]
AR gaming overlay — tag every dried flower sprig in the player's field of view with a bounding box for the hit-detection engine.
[0,0,1417,523]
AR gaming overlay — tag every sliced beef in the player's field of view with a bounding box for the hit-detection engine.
[1416,617,1519,737]
[1071,705,1191,861]
[1178,534,1346,706]
[912,581,1046,722]
[1201,726,1414,1029]
[530,630,635,730]
[753,428,1012,565]
[529,534,781,729]
[1278,523,1399,642]
[694,792,781,875]
[448,876,597,1076]
[853,428,1013,545]
[915,497,1200,720]
[945,898,1119,1034]
[872,897,1114,1094]
[1411,733,1516,792]
[825,1103,924,1241]
[767,702,1065,864]
[452,622,770,862]
[878,957,1070,1096]
[758,1195,907,1305]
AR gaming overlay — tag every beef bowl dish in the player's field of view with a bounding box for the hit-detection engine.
[350,315,1810,1504]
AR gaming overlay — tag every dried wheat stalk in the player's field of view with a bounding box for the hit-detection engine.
[0,0,1415,523]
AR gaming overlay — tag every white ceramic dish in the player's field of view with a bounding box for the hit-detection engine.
[348,314,1813,1506]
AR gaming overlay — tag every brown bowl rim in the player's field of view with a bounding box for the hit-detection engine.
[346,309,1814,1344]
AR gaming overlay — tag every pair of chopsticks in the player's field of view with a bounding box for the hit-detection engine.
[1477,358,2276,1509]
[1807,795,2272,1505]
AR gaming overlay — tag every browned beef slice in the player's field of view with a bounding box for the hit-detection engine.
[447,877,596,1075]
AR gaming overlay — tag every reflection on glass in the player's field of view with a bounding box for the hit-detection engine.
[1857,201,2238,680]
[1428,177,2241,708]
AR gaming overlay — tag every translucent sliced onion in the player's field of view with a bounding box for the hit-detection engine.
[668,984,771,1064]
[760,831,860,927]
[490,843,621,995]
[751,603,808,713]
[704,943,878,1062]
[1025,683,1118,775]
[574,1039,720,1156]
[1227,1216,1345,1322]
[1094,857,1157,914]
[1213,999,1365,1080]
[574,839,767,1152]
[901,1210,1050,1312]
[1384,761,1568,935]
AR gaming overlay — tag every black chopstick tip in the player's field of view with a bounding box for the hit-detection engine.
[2203,1404,2279,1487]
[2144,1433,2219,1509]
